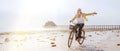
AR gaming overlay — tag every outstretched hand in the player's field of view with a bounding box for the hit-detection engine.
[93,12,97,14]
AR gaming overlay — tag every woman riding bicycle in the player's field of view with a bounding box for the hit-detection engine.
[70,8,97,42]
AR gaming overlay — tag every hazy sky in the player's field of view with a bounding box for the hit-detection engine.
[0,0,120,29]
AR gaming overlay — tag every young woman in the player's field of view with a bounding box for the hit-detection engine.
[70,8,97,42]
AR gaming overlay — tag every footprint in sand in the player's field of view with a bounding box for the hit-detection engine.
[117,44,120,46]
[61,34,64,36]
[88,35,92,37]
[0,43,3,45]
[51,42,55,44]
[5,38,10,42]
[51,42,56,47]
[116,35,119,37]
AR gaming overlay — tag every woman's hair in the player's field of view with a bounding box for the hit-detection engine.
[77,8,82,14]
[77,8,81,12]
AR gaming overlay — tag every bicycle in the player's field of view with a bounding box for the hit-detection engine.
[68,22,85,48]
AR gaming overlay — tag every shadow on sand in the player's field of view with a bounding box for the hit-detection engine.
[68,45,104,51]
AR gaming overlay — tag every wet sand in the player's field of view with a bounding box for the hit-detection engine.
[0,30,120,51]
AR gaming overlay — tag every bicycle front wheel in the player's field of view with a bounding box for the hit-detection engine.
[68,31,75,48]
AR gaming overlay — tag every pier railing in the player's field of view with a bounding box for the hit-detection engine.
[84,25,120,31]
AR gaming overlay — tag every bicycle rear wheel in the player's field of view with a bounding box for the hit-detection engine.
[78,30,85,45]
[68,31,75,48]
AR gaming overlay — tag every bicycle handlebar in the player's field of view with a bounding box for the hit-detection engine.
[69,21,76,25]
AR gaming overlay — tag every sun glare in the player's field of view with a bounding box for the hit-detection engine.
[13,0,61,31]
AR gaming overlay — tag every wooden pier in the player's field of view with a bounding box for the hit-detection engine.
[84,25,120,31]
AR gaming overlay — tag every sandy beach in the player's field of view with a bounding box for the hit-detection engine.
[0,29,120,51]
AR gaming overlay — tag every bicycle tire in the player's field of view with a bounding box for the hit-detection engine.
[68,31,75,48]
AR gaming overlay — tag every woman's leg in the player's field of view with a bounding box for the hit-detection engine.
[78,24,84,38]
[75,24,79,40]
